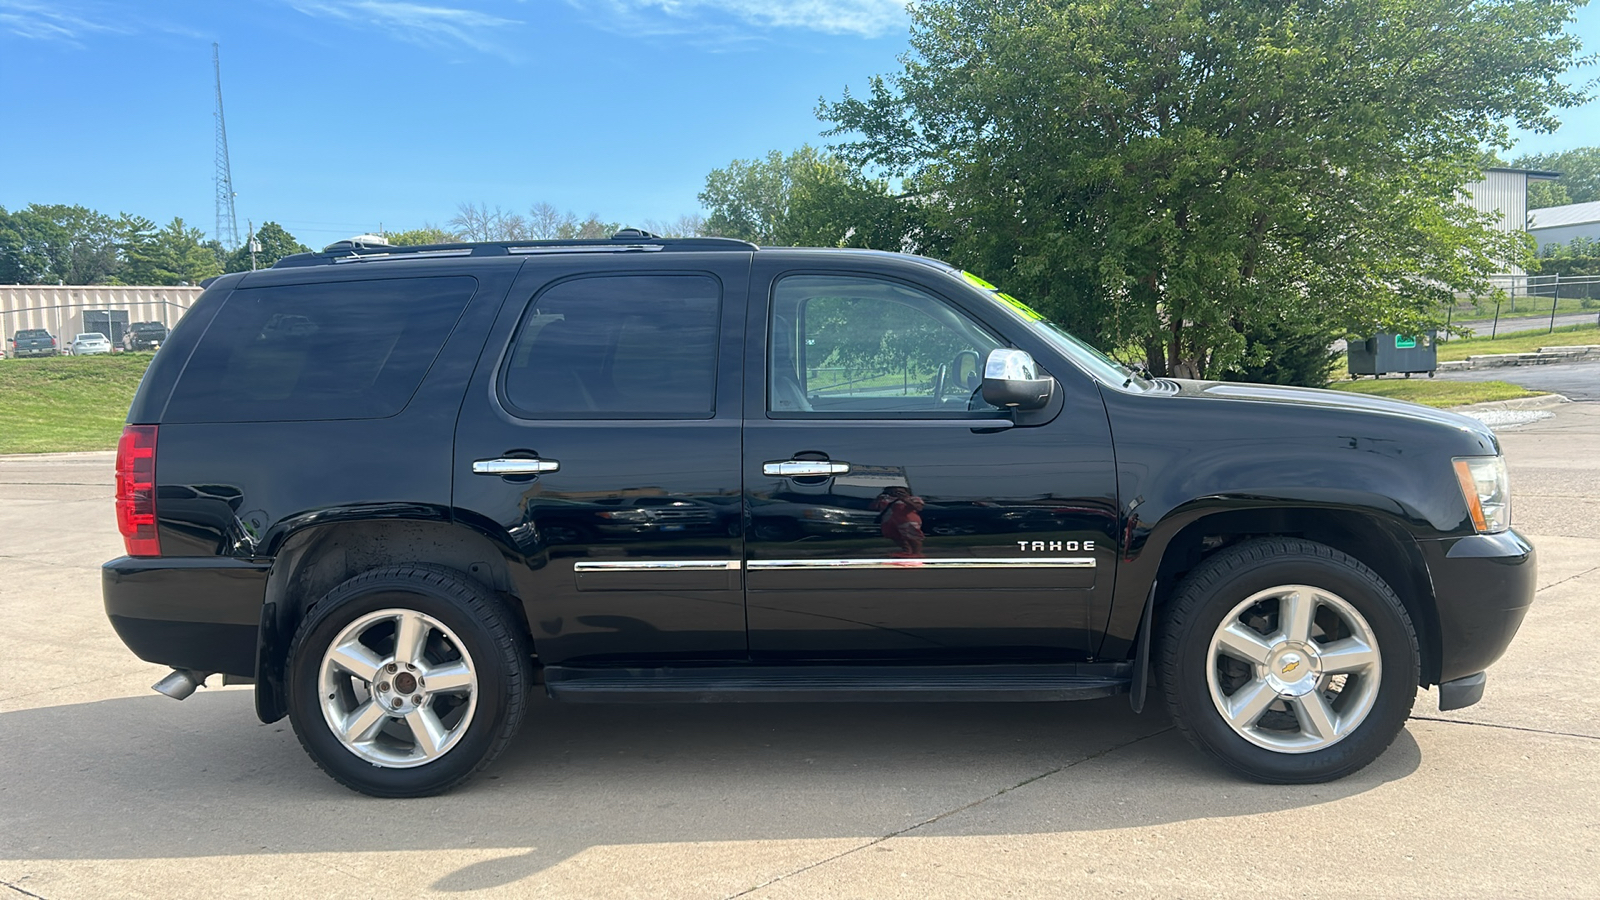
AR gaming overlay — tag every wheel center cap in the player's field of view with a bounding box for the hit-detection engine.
[1266,643,1322,696]
[394,671,418,694]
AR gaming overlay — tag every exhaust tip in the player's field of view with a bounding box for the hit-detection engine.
[152,669,212,700]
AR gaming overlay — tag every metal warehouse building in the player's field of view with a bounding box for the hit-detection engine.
[1529,200,1600,252]
[2,285,203,349]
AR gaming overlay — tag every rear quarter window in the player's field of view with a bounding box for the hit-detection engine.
[162,276,477,423]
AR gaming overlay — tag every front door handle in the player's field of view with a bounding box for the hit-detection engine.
[762,460,850,477]
[473,457,560,476]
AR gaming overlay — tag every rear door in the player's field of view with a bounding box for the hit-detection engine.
[741,258,1120,662]
[453,252,751,666]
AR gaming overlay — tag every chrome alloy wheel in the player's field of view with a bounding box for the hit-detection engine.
[317,608,479,768]
[1205,584,1383,753]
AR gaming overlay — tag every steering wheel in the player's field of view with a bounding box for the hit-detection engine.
[931,363,949,407]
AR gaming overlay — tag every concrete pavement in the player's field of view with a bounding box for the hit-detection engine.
[2,407,1598,900]
[1435,359,1600,401]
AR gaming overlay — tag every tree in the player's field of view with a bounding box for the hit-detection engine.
[449,202,526,241]
[117,215,220,285]
[0,204,120,284]
[699,145,924,249]
[225,222,310,272]
[1513,146,1600,208]
[387,226,456,246]
[821,0,1587,380]
[638,214,706,238]
[528,202,577,239]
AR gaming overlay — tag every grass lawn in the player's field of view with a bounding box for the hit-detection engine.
[1435,322,1600,361]
[1329,377,1543,407]
[0,354,154,454]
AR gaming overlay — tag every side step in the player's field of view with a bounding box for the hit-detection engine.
[544,663,1131,704]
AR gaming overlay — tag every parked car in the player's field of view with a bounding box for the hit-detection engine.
[102,231,1534,798]
[9,328,58,358]
[70,332,112,355]
[123,321,170,352]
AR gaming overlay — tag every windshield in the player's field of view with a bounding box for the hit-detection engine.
[952,270,1150,391]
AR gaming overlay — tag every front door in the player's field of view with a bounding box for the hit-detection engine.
[742,264,1119,662]
[453,253,750,666]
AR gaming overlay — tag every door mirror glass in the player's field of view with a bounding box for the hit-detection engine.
[982,349,1055,410]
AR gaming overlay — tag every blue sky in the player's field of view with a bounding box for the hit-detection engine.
[1,0,1596,249]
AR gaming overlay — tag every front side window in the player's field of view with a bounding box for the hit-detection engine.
[501,274,720,419]
[769,275,1005,416]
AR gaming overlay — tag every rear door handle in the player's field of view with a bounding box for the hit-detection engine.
[762,460,850,477]
[473,457,560,476]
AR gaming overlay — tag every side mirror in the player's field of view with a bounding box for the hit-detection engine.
[982,349,1055,410]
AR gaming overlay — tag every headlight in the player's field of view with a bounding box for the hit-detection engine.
[1452,456,1510,533]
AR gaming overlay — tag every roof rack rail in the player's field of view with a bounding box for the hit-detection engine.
[273,230,758,268]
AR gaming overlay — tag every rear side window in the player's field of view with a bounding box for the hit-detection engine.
[501,274,720,419]
[163,276,476,423]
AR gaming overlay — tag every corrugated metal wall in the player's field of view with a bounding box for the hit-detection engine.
[1462,170,1528,234]
[2,285,203,346]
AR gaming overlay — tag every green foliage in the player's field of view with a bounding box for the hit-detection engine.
[1228,316,1341,388]
[1513,146,1600,207]
[1527,180,1572,209]
[115,215,222,285]
[819,0,1587,379]
[0,204,121,284]
[225,222,310,272]
[387,226,456,246]
[700,145,924,249]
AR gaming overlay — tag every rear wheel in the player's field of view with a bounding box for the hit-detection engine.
[286,564,531,797]
[1160,538,1418,783]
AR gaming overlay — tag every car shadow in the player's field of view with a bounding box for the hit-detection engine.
[0,689,1420,889]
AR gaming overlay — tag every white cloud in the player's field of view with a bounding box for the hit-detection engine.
[577,0,910,39]
[0,0,123,45]
[285,1,523,58]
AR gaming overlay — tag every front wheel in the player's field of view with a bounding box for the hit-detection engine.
[286,564,531,797]
[1159,538,1419,783]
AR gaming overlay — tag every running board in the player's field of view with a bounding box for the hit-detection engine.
[544,663,1131,704]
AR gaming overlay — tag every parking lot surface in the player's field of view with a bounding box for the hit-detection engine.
[3,405,1598,899]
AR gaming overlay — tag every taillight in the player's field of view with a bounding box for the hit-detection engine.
[115,425,160,556]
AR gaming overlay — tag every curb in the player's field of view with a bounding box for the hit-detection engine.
[1448,393,1571,413]
[0,450,117,462]
[1439,345,1600,371]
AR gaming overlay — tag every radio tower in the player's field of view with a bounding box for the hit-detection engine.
[212,42,241,251]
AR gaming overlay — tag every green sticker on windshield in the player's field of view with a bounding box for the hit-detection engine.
[997,292,1046,322]
[962,271,1048,322]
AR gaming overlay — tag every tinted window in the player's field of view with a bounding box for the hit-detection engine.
[501,274,720,419]
[164,276,476,423]
[770,275,1003,416]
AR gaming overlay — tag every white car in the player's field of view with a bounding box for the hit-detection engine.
[70,332,113,355]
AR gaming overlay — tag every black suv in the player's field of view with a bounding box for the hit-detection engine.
[103,233,1535,797]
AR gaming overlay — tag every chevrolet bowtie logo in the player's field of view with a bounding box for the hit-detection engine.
[1282,660,1301,674]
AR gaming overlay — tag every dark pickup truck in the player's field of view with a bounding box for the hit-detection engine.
[123,321,170,352]
[9,328,58,358]
[101,233,1535,797]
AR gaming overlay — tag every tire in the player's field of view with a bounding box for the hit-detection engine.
[286,564,531,797]
[1158,538,1418,783]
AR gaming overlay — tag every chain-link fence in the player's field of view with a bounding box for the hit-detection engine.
[1445,273,1600,339]
[2,286,202,356]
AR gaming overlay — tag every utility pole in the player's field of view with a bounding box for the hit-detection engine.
[213,43,241,251]
[247,221,260,271]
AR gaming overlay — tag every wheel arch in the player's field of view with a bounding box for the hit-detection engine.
[254,517,533,723]
[1127,506,1441,687]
